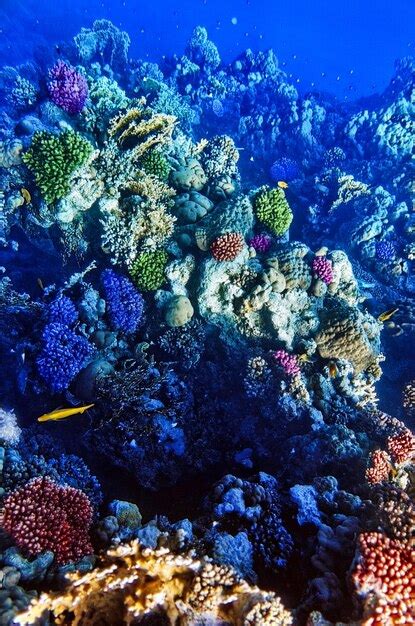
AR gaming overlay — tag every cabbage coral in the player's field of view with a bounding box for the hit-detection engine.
[255,187,293,236]
[22,130,93,204]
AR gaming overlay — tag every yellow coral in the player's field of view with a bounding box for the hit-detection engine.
[109,105,177,158]
[16,541,292,626]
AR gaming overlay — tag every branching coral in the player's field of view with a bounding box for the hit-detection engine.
[47,60,88,115]
[22,130,93,204]
[16,541,292,625]
[101,269,144,334]
[108,105,177,158]
[211,232,245,261]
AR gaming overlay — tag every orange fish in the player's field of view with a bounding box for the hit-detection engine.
[277,181,288,189]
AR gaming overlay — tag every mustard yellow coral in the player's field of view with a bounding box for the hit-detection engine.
[16,541,292,626]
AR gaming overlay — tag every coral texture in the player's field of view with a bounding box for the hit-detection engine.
[47,60,88,115]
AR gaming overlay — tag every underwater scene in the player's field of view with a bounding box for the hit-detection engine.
[0,1,414,624]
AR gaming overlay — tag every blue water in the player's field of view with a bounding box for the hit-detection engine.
[0,2,414,625]
[2,0,415,97]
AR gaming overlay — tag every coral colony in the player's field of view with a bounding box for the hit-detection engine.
[0,19,413,626]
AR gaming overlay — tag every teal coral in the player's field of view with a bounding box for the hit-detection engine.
[130,249,169,291]
[140,150,171,181]
[22,130,93,204]
[255,187,293,236]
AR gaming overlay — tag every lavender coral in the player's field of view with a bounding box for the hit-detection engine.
[101,269,145,334]
[272,350,301,377]
[47,60,88,115]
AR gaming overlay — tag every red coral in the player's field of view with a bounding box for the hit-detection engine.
[351,532,414,625]
[386,430,415,465]
[3,477,93,564]
[365,449,391,485]
[211,232,244,261]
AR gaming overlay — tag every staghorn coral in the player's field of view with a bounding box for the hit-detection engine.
[16,541,292,625]
[3,477,93,565]
[108,104,177,158]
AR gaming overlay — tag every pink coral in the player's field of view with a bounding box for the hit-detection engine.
[365,449,391,485]
[351,532,414,625]
[272,350,301,377]
[312,256,334,285]
[386,430,415,464]
[249,233,272,253]
[3,477,93,564]
[211,232,244,261]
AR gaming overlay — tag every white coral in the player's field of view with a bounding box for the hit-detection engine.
[0,408,21,445]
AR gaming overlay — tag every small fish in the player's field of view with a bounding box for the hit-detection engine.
[37,404,94,423]
[20,188,31,204]
[377,307,399,323]
[328,362,338,378]
[298,353,312,363]
[277,181,288,189]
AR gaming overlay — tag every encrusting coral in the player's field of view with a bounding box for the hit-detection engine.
[15,541,293,625]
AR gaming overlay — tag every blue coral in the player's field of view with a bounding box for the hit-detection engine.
[375,240,396,262]
[36,323,92,392]
[269,157,299,182]
[46,296,78,326]
[101,269,145,334]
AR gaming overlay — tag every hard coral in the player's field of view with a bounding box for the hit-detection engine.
[350,532,414,625]
[16,541,292,625]
[3,477,93,565]
[272,350,301,377]
[36,322,92,392]
[46,295,78,326]
[47,60,88,115]
[365,449,390,485]
[249,232,272,253]
[255,187,293,236]
[211,232,244,261]
[312,256,334,285]
[386,431,415,464]
[101,269,144,334]
[22,130,93,204]
[129,249,169,291]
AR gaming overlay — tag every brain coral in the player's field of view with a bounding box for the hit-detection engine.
[255,187,293,236]
[16,541,293,625]
[3,477,93,565]
[315,302,380,374]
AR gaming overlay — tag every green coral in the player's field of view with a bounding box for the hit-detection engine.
[139,150,171,181]
[254,187,293,236]
[22,130,93,204]
[130,249,169,291]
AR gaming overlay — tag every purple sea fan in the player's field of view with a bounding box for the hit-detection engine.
[312,256,334,285]
[48,60,88,115]
[101,269,145,334]
[272,350,301,377]
[269,157,299,183]
[249,233,272,253]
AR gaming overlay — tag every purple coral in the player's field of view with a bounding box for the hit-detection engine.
[249,233,272,253]
[48,60,88,115]
[312,256,334,285]
[272,350,301,377]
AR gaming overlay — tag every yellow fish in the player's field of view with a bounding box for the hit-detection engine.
[277,181,288,189]
[298,353,311,363]
[328,362,338,378]
[37,404,94,423]
[20,188,31,204]
[377,307,399,323]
